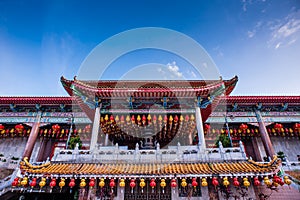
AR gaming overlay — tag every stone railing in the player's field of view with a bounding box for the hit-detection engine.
[52,141,247,163]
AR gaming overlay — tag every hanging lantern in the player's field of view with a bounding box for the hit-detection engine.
[274,123,283,132]
[294,123,300,133]
[21,177,28,188]
[181,178,187,187]
[239,123,248,130]
[223,177,229,187]
[52,124,60,133]
[131,115,135,124]
[243,178,250,188]
[284,176,292,186]
[11,177,19,189]
[174,115,178,122]
[160,179,166,193]
[233,177,240,187]
[273,175,284,186]
[59,178,66,192]
[69,178,76,193]
[212,177,219,188]
[170,179,177,188]
[99,178,105,188]
[150,179,156,193]
[139,178,146,193]
[29,178,37,190]
[190,114,195,121]
[130,179,136,193]
[89,178,95,189]
[15,124,24,134]
[80,178,86,188]
[263,177,271,186]
[39,177,46,191]
[49,178,56,193]
[119,178,125,193]
[253,177,260,186]
[0,124,4,131]
[201,178,208,187]
[192,178,198,188]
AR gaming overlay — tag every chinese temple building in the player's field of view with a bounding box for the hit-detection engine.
[0,76,299,200]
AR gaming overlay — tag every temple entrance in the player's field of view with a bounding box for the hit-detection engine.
[124,179,171,200]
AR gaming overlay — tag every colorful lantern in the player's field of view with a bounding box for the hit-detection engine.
[69,178,75,189]
[30,178,37,189]
[21,177,28,187]
[253,177,260,186]
[181,178,187,187]
[39,177,46,190]
[119,178,125,188]
[139,178,146,193]
[89,178,95,189]
[223,177,229,187]
[150,179,156,192]
[243,178,250,188]
[284,176,292,186]
[130,179,136,193]
[52,124,60,133]
[0,124,4,131]
[212,177,219,188]
[274,123,283,131]
[12,177,19,188]
[99,178,105,188]
[263,177,271,186]
[192,178,198,190]
[80,179,86,188]
[201,178,208,187]
[15,124,24,134]
[233,177,240,187]
[59,178,65,191]
[50,178,56,192]
[239,123,248,130]
[170,179,177,188]
[160,179,166,193]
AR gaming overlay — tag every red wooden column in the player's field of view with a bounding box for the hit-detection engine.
[255,110,275,158]
[23,111,42,159]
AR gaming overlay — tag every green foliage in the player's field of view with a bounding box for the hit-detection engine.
[215,134,231,148]
[68,136,82,150]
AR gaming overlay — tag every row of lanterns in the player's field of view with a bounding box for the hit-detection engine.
[11,176,292,192]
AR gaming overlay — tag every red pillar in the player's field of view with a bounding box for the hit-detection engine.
[22,112,42,159]
[255,110,275,158]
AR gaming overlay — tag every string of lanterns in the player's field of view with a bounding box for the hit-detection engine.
[11,176,292,193]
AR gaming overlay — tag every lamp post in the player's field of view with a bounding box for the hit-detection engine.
[224,113,233,147]
[66,113,74,149]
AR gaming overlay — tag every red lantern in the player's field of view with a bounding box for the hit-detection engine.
[130,179,136,193]
[15,124,24,133]
[50,178,56,192]
[233,177,240,187]
[69,178,75,188]
[109,179,115,188]
[0,124,4,131]
[212,177,219,187]
[131,115,135,123]
[52,124,60,133]
[150,179,156,189]
[12,177,19,187]
[274,123,283,132]
[89,178,95,188]
[30,178,37,188]
[192,178,198,189]
[294,123,300,132]
[254,177,260,186]
[239,123,248,130]
[171,179,177,188]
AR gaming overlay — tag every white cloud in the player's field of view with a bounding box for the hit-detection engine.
[268,10,300,49]
[167,62,183,78]
[247,21,262,38]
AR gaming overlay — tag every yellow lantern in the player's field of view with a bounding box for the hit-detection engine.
[140,178,146,193]
[223,177,230,187]
[80,179,86,188]
[99,178,105,188]
[284,176,292,185]
[181,178,187,187]
[59,178,65,189]
[39,177,46,189]
[263,177,271,186]
[21,177,28,187]
[160,179,166,188]
[201,178,208,187]
[119,179,125,187]
[243,178,250,188]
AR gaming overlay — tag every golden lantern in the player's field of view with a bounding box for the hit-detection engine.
[284,176,292,186]
[181,178,187,187]
[119,179,125,187]
[160,179,166,193]
[223,177,230,187]
[99,178,105,188]
[39,177,46,190]
[263,177,271,186]
[21,177,28,187]
[201,178,208,187]
[243,177,250,188]
[59,178,65,191]
[80,179,86,188]
[139,178,146,193]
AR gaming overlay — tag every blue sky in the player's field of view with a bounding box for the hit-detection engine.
[0,0,299,96]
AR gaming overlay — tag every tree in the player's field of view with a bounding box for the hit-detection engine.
[215,134,231,148]
[68,136,82,149]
